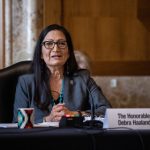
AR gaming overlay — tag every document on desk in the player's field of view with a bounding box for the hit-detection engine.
[0,122,59,128]
[0,117,103,128]
[0,123,17,128]
[34,121,59,127]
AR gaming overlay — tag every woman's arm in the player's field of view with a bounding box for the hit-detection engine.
[12,75,31,123]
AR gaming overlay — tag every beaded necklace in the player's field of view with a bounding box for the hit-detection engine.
[51,79,64,106]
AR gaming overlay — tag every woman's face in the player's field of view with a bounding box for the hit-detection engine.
[41,30,69,69]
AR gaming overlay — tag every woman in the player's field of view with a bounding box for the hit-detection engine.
[13,24,111,123]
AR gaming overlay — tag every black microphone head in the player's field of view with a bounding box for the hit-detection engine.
[59,115,84,128]
[83,120,103,129]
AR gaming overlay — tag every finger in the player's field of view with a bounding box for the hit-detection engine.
[52,111,64,122]
[57,103,65,106]
[55,110,64,117]
[53,105,64,112]
[53,116,62,122]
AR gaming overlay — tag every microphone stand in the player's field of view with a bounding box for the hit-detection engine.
[79,74,103,129]
[83,103,103,129]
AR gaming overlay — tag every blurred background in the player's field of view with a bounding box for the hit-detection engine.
[0,0,150,108]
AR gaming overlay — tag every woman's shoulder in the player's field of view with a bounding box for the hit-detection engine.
[73,69,91,78]
[18,73,34,82]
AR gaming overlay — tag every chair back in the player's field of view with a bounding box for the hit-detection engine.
[0,61,32,122]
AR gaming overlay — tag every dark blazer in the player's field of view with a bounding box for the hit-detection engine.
[13,70,111,123]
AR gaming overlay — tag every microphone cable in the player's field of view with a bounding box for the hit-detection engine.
[78,73,103,129]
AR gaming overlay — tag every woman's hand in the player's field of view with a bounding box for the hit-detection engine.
[43,103,80,122]
[44,103,65,122]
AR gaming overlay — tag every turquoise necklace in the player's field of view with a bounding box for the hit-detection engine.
[51,79,64,106]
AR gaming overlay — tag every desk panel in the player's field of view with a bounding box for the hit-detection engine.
[0,127,149,150]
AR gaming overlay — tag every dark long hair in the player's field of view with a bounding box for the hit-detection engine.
[31,24,78,111]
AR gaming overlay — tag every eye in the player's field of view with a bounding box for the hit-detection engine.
[45,41,54,47]
[58,41,67,48]
[60,41,66,45]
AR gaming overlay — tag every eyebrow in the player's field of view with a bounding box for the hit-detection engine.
[44,39,66,41]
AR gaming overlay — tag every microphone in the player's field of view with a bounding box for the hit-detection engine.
[59,72,103,128]
[79,73,103,128]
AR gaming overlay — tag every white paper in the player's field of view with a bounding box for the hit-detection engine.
[0,123,18,128]
[34,121,59,127]
[84,116,104,122]
[0,122,59,128]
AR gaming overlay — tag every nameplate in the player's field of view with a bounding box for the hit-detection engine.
[103,108,150,129]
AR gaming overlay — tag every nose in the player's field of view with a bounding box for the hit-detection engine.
[52,43,59,52]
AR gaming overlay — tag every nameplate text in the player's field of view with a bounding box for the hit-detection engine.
[103,108,150,129]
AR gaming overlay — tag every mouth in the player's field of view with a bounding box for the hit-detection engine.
[51,54,62,58]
